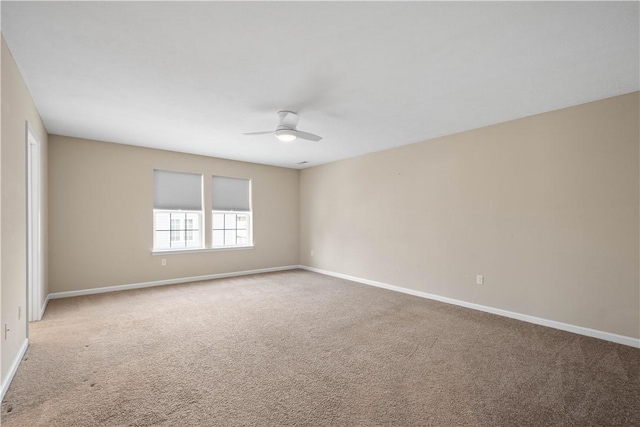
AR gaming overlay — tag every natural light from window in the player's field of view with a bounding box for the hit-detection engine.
[212,175,252,248]
[153,170,204,252]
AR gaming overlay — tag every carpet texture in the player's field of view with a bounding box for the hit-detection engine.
[1,269,638,426]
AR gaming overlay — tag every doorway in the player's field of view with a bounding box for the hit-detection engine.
[26,123,42,322]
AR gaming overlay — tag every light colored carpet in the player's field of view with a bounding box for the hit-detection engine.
[1,269,638,426]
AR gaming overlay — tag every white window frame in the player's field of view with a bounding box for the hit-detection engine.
[212,210,253,249]
[153,209,204,252]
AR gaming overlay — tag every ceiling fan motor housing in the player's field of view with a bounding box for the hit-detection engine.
[277,111,300,130]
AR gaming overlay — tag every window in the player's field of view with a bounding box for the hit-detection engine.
[154,170,203,251]
[212,176,252,248]
[212,212,250,246]
[156,211,201,249]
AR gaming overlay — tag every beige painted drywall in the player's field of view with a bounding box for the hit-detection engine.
[1,36,49,383]
[300,92,640,339]
[0,34,3,391]
[48,135,299,293]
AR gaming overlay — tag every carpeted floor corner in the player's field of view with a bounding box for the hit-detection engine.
[2,269,639,426]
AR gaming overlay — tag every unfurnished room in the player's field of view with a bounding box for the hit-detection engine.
[0,1,639,426]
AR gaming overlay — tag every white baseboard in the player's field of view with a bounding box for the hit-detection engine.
[47,265,300,300]
[39,294,51,320]
[300,265,640,349]
[1,338,28,401]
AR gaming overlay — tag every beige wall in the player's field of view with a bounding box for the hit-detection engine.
[1,36,49,383]
[48,135,299,293]
[300,92,640,339]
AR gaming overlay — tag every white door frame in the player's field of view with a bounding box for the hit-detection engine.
[26,123,43,322]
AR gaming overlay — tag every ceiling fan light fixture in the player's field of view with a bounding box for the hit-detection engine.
[275,129,297,143]
[245,111,321,142]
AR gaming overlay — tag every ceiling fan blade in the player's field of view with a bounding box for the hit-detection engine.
[243,131,274,136]
[296,130,323,142]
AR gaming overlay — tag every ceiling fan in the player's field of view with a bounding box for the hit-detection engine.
[244,111,322,143]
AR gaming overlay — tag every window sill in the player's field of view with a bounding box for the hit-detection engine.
[151,246,255,256]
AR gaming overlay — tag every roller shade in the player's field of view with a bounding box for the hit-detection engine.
[154,170,202,210]
[212,176,251,212]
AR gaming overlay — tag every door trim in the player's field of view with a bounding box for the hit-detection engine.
[26,123,43,322]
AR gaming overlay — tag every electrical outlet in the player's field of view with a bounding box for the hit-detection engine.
[476,275,484,285]
[310,250,314,257]
[18,306,21,320]
[4,323,9,340]
[161,258,167,266]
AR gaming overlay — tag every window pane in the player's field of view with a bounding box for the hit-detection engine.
[155,230,170,249]
[155,212,170,230]
[186,230,201,248]
[237,229,248,245]
[155,210,202,251]
[186,212,199,228]
[212,211,251,248]
[224,230,236,245]
[224,214,236,229]
[213,230,224,246]
[212,213,224,229]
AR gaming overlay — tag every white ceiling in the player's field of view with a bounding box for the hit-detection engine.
[2,2,638,169]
